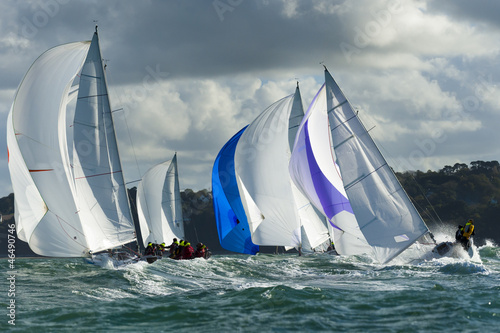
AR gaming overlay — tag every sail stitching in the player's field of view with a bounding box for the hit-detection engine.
[330,113,357,132]
[327,100,348,115]
[80,74,101,79]
[73,120,97,128]
[344,163,387,190]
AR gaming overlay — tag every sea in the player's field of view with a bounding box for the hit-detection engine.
[1,240,499,332]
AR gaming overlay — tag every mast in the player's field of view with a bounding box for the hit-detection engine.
[94,27,137,246]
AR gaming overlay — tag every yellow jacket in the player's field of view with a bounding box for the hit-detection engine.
[462,222,474,239]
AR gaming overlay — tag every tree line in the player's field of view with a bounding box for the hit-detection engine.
[1,160,498,256]
[396,160,500,245]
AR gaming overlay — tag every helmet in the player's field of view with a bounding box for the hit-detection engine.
[468,219,474,223]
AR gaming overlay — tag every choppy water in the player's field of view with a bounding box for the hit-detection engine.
[2,241,499,332]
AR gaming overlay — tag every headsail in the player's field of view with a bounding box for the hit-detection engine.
[324,68,429,263]
[7,31,136,257]
[137,153,185,247]
[288,86,331,252]
[212,127,259,254]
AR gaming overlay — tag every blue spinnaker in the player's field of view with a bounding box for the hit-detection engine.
[212,126,259,255]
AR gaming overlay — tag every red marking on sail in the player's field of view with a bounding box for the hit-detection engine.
[29,169,54,172]
[75,170,122,179]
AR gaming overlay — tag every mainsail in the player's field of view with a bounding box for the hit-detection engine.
[325,68,429,263]
[290,68,430,263]
[212,127,259,254]
[136,153,185,247]
[7,30,136,257]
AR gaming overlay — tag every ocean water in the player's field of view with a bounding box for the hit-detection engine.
[1,242,499,332]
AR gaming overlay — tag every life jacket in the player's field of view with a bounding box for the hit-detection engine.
[462,222,474,239]
[145,243,155,255]
[182,244,194,260]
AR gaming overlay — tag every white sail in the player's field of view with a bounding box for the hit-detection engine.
[289,84,371,256]
[288,86,330,251]
[234,94,301,247]
[137,153,185,247]
[7,31,136,257]
[325,69,429,263]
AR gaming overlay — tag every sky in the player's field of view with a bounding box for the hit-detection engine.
[1,0,500,198]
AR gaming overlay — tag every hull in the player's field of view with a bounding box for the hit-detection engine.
[431,241,474,258]
[86,250,140,268]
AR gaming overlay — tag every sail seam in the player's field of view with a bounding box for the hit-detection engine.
[73,120,97,128]
[80,74,101,79]
[344,163,387,190]
[327,100,348,115]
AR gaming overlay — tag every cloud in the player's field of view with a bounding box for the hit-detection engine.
[1,0,500,196]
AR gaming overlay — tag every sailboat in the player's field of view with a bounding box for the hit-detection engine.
[136,153,185,262]
[290,67,432,264]
[7,27,139,266]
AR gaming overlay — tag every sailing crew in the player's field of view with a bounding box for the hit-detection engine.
[145,242,155,256]
[195,243,207,258]
[157,242,166,257]
[166,238,179,257]
[182,241,195,260]
[457,219,475,250]
[172,240,184,259]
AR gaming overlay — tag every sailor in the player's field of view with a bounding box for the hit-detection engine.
[145,242,155,256]
[182,241,194,260]
[172,240,185,260]
[157,242,166,257]
[167,238,179,258]
[459,219,475,250]
[195,243,206,258]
